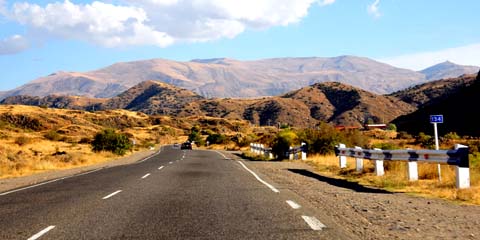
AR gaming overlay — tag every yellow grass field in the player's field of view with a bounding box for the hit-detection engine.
[306,154,480,205]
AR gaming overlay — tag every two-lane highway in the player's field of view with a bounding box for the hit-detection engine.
[0,146,350,239]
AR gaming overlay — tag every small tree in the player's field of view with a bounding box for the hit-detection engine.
[272,130,298,159]
[91,129,132,155]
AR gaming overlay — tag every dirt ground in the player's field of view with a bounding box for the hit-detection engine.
[242,160,480,240]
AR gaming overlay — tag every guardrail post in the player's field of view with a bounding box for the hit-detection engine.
[339,144,347,168]
[289,147,294,160]
[407,161,418,181]
[455,144,470,189]
[355,146,363,172]
[301,142,307,160]
[250,143,253,153]
[373,148,384,176]
[260,144,265,156]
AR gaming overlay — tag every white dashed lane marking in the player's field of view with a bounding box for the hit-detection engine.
[28,226,55,240]
[158,166,164,170]
[102,190,122,200]
[286,200,301,209]
[141,173,151,179]
[302,216,326,231]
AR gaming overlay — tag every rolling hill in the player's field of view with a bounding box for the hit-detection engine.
[392,71,480,136]
[1,80,416,128]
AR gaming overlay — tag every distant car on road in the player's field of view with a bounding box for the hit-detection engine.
[181,142,192,150]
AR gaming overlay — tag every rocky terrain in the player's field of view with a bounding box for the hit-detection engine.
[2,81,416,128]
[3,56,476,100]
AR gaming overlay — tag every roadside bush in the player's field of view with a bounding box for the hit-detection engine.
[386,123,397,131]
[298,122,368,155]
[91,129,132,156]
[415,132,435,148]
[206,133,227,145]
[188,126,205,146]
[271,130,298,159]
[397,131,413,139]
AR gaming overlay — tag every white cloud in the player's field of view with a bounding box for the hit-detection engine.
[1,0,322,54]
[319,0,336,6]
[0,34,29,54]
[380,43,480,70]
[8,0,173,48]
[367,0,381,18]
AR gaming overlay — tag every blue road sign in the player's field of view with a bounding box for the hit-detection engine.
[430,115,443,123]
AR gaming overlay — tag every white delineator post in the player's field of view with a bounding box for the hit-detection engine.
[355,146,363,172]
[339,144,347,168]
[301,142,307,160]
[455,144,470,189]
[289,146,294,160]
[407,161,418,181]
[373,148,384,176]
[260,144,265,156]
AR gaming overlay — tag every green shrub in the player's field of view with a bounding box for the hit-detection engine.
[272,130,298,159]
[415,132,435,148]
[44,130,62,141]
[188,126,205,146]
[386,123,397,131]
[207,133,227,145]
[91,129,132,155]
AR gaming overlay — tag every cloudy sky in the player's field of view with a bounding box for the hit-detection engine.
[0,0,479,90]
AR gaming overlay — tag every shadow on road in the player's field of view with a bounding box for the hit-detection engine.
[288,169,392,194]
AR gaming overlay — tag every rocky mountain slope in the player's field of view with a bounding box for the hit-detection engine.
[0,56,435,99]
[390,73,477,107]
[1,80,416,128]
[392,71,480,136]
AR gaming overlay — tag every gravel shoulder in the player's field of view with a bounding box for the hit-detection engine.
[225,152,480,240]
[0,147,162,194]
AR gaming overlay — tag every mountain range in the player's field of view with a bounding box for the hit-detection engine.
[1,56,478,100]
[0,80,416,128]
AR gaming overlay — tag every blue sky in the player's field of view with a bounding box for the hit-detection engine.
[1,0,479,91]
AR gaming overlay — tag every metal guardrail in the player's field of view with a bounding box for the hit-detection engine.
[250,143,307,160]
[334,146,469,167]
[334,143,470,189]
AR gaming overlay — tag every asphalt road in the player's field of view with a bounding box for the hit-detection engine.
[0,146,351,239]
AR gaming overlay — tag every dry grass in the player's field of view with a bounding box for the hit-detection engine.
[0,105,253,179]
[307,154,480,205]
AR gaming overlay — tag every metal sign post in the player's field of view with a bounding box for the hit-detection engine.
[430,115,443,181]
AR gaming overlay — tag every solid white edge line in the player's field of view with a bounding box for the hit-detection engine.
[28,226,55,240]
[137,149,162,163]
[141,173,151,179]
[286,200,301,209]
[0,168,103,196]
[158,166,164,170]
[302,216,326,231]
[102,190,122,200]
[238,161,280,193]
[215,151,228,159]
